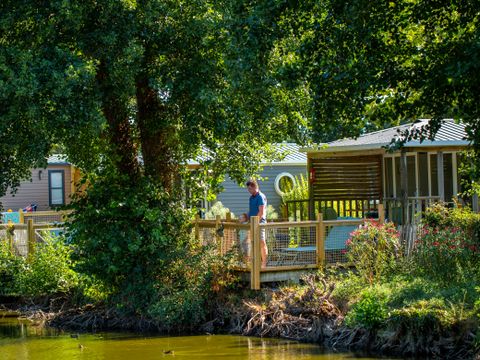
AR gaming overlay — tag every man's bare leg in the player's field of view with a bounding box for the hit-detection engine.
[260,239,268,268]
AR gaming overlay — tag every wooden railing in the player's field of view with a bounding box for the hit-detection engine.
[284,199,381,221]
[0,220,65,259]
[193,205,385,289]
[383,196,441,226]
[1,209,71,224]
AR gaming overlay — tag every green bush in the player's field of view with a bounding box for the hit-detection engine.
[344,287,389,329]
[205,201,234,219]
[330,271,366,312]
[422,202,480,242]
[67,172,195,314]
[345,220,400,284]
[414,204,480,283]
[16,233,78,297]
[148,247,239,330]
[0,233,78,297]
[280,173,309,219]
[0,239,24,295]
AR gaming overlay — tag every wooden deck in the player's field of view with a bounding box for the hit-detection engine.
[194,206,385,289]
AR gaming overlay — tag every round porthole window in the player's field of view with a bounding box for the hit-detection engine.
[274,172,296,196]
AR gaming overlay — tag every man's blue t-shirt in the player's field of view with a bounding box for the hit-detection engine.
[249,191,267,223]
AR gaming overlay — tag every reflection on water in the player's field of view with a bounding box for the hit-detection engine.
[0,313,395,360]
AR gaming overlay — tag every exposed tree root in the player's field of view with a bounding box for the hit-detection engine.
[223,274,479,359]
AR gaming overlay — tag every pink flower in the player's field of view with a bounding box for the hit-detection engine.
[345,239,352,246]
[341,249,348,254]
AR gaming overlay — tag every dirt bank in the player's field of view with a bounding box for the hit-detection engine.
[2,279,479,360]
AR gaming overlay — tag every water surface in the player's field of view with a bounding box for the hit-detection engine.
[0,315,396,360]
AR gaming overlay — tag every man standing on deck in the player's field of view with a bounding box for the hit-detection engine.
[246,179,268,268]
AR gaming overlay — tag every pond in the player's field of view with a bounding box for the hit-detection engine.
[0,314,398,360]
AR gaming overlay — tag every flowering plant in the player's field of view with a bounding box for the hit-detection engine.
[345,220,400,285]
[413,223,478,282]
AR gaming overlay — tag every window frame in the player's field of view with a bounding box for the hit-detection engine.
[48,170,65,207]
[274,172,296,196]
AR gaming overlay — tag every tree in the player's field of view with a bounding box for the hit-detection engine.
[0,0,307,198]
[1,0,313,312]
[285,1,480,177]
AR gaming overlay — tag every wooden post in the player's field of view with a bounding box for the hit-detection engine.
[400,151,408,226]
[215,215,222,254]
[437,151,445,201]
[6,220,14,252]
[194,214,200,243]
[378,203,385,224]
[316,213,325,268]
[250,216,261,290]
[473,193,479,213]
[225,212,232,252]
[308,157,314,220]
[27,219,35,261]
[18,209,25,224]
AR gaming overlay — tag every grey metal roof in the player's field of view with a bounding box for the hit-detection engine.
[188,143,307,166]
[268,143,307,165]
[311,119,468,152]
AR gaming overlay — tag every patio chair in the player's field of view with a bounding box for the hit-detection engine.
[323,207,337,220]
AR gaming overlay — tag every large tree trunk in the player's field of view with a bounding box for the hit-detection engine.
[97,61,140,183]
[136,75,179,193]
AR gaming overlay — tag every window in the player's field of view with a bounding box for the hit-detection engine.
[274,172,296,196]
[49,170,65,206]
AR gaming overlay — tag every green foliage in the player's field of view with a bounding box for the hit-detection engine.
[148,248,239,331]
[414,204,480,283]
[413,224,478,284]
[0,240,24,295]
[345,220,401,284]
[205,202,234,220]
[16,233,78,297]
[280,173,309,220]
[0,0,306,203]
[67,169,194,313]
[330,270,366,312]
[0,234,77,297]
[266,205,279,221]
[344,287,389,330]
[280,173,309,202]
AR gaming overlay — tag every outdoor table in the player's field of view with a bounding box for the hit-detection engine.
[277,246,316,265]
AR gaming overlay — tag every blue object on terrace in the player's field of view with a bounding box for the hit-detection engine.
[2,212,20,224]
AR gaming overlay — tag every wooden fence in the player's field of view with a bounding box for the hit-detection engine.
[194,205,385,289]
[0,220,65,259]
[0,210,70,258]
[1,208,385,290]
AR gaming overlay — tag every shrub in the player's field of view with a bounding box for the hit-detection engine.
[414,204,480,283]
[16,233,78,297]
[413,223,478,283]
[205,201,234,219]
[345,220,400,284]
[344,287,389,329]
[0,239,24,295]
[148,246,239,330]
[422,202,480,242]
[67,173,194,314]
[330,271,366,312]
